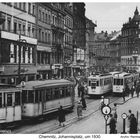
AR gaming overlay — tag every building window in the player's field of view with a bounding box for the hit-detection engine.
[14,22,17,33]
[32,27,35,38]
[23,3,26,11]
[18,23,21,34]
[39,10,41,20]
[39,28,41,41]
[28,26,31,36]
[28,3,31,14]
[7,19,11,32]
[23,24,25,35]
[32,5,35,15]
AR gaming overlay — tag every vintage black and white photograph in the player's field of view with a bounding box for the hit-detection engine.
[0,1,140,135]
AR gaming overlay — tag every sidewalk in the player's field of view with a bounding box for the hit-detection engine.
[59,93,140,134]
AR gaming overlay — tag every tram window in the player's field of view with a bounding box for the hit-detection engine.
[35,90,39,103]
[22,90,28,103]
[28,90,34,103]
[46,89,52,101]
[15,92,21,105]
[60,88,65,98]
[66,87,70,97]
[96,81,99,86]
[39,91,42,102]
[89,81,91,86]
[0,93,2,108]
[7,93,12,107]
[53,88,60,99]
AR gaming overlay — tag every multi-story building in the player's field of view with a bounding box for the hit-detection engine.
[63,3,73,78]
[109,31,121,71]
[0,3,37,85]
[36,3,52,80]
[85,17,96,75]
[93,31,111,72]
[72,3,86,76]
[121,7,140,72]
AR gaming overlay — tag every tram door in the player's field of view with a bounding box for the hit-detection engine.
[0,93,6,120]
[5,92,15,122]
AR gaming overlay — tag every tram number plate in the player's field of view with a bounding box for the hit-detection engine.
[116,88,120,91]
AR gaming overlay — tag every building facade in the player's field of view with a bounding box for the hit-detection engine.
[121,7,140,72]
[0,2,37,85]
[85,17,96,75]
[72,3,86,76]
[109,31,121,71]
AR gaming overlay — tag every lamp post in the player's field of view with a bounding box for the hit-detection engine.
[17,35,27,84]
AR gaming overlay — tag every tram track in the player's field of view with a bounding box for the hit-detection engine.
[43,96,121,134]
[13,96,121,134]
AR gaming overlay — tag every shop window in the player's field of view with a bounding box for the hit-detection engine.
[7,93,12,107]
[15,92,21,105]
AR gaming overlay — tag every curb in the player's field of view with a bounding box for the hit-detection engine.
[116,95,139,105]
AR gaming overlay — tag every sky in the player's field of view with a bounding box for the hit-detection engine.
[85,2,140,33]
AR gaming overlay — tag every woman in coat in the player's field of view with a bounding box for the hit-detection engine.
[129,114,138,134]
[58,106,65,126]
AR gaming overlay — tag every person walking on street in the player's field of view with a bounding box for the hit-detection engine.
[58,106,65,127]
[129,114,138,134]
[127,109,133,133]
[122,88,125,102]
[107,114,117,134]
[77,101,83,118]
[130,86,135,98]
[78,84,81,97]
[80,96,87,110]
[112,103,118,122]
[136,83,139,98]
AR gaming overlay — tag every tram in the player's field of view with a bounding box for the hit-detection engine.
[87,73,113,96]
[21,79,75,118]
[113,72,134,94]
[0,84,22,125]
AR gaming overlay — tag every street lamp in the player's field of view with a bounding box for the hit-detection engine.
[17,35,27,84]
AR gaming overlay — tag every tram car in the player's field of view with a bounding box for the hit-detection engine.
[113,72,134,94]
[21,79,75,118]
[0,84,22,125]
[87,73,113,96]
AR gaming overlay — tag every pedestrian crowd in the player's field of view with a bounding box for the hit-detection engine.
[57,77,139,134]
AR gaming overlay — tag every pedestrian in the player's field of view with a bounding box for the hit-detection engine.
[78,84,81,97]
[107,114,117,134]
[136,83,139,98]
[122,88,125,102]
[58,106,65,127]
[129,114,138,134]
[100,96,104,110]
[112,103,118,122]
[80,83,85,98]
[127,110,133,133]
[130,86,135,98]
[77,101,83,118]
[80,96,87,110]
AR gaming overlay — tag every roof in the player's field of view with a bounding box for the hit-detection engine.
[113,72,132,78]
[22,79,74,90]
[110,31,121,41]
